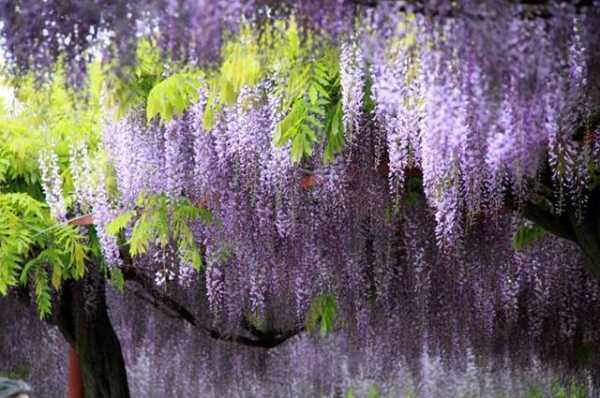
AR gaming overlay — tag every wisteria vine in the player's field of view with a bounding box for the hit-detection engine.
[29,0,600,393]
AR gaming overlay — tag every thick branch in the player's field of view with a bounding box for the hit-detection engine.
[512,182,600,277]
[121,266,197,326]
[121,265,303,349]
[520,200,577,243]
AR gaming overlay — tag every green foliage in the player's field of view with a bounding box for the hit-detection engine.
[550,382,588,398]
[306,293,337,337]
[137,17,345,162]
[110,267,125,291]
[108,39,206,124]
[171,197,212,270]
[106,210,135,236]
[110,193,211,272]
[366,386,381,398]
[0,62,103,198]
[108,40,164,116]
[202,17,305,116]
[398,175,424,207]
[0,193,87,317]
[574,341,600,365]
[523,381,588,398]
[33,266,52,318]
[0,367,30,381]
[512,224,546,250]
[127,194,169,256]
[217,26,262,105]
[274,49,343,163]
[146,72,203,123]
[344,386,385,398]
[201,24,265,130]
[0,63,99,318]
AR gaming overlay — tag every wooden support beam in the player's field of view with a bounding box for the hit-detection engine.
[68,346,84,398]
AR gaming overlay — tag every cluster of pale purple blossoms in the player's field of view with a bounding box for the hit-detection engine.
[340,40,365,148]
[68,141,123,268]
[369,3,600,248]
[103,199,600,397]
[38,150,67,221]
[89,0,600,339]
[40,141,123,268]
[33,1,600,387]
[0,0,357,86]
[91,166,123,269]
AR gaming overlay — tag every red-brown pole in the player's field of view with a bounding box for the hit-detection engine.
[68,346,84,398]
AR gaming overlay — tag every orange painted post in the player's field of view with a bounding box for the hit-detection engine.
[68,346,84,398]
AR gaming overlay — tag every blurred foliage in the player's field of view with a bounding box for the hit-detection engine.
[525,382,588,398]
[0,63,103,198]
[512,224,546,251]
[146,72,203,123]
[0,367,30,381]
[199,18,344,163]
[0,62,103,317]
[306,293,337,337]
[107,40,164,118]
[109,39,204,124]
[107,193,212,272]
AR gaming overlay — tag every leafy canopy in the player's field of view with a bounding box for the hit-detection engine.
[0,63,104,317]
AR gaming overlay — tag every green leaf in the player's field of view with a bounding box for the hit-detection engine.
[274,52,344,163]
[146,73,202,123]
[512,224,546,250]
[308,85,319,105]
[306,294,337,337]
[128,211,153,257]
[106,210,135,236]
[366,386,380,398]
[20,257,40,285]
[111,267,125,291]
[34,267,51,319]
[51,260,63,290]
[291,134,305,163]
[202,93,217,130]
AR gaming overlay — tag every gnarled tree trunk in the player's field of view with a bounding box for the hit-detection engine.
[54,266,130,398]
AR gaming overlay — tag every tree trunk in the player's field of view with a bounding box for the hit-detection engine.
[55,267,130,398]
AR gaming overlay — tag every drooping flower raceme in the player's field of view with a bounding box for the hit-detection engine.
[90,159,123,269]
[54,2,600,390]
[38,150,67,221]
[340,40,365,149]
[366,3,599,247]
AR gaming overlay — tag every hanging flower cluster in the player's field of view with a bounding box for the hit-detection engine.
[368,3,600,247]
[99,201,600,397]
[38,150,66,221]
[40,0,600,390]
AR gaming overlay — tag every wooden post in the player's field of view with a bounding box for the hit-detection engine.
[68,346,84,398]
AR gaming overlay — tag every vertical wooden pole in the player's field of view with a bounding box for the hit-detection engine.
[68,346,84,398]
